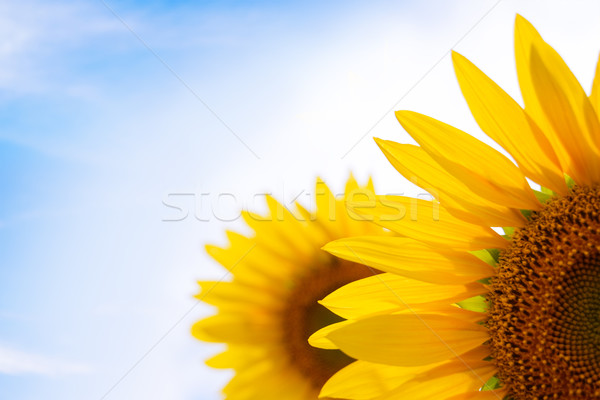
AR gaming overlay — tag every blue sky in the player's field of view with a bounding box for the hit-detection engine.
[1,1,600,399]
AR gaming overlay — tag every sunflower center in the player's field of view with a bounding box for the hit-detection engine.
[489,185,600,399]
[282,257,376,390]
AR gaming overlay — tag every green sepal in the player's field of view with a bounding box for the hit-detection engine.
[457,295,488,313]
[486,248,500,263]
[520,208,533,219]
[532,189,553,203]
[565,174,575,188]
[471,248,498,267]
[540,186,555,196]
[481,375,502,390]
[502,226,514,236]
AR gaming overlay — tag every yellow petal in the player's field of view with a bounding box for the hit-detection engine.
[344,182,384,235]
[205,241,282,291]
[529,48,600,185]
[366,176,375,193]
[206,232,298,288]
[216,227,295,274]
[590,52,600,114]
[205,234,253,272]
[447,390,506,400]
[243,196,315,260]
[515,14,600,185]
[229,230,310,278]
[223,358,313,400]
[265,195,316,253]
[344,172,359,195]
[325,312,488,366]
[381,358,496,400]
[293,201,334,246]
[205,346,264,369]
[395,110,540,210]
[315,177,347,238]
[321,361,432,400]
[452,51,566,195]
[191,314,279,344]
[308,320,353,350]
[323,236,495,284]
[376,139,526,227]
[205,351,232,369]
[350,195,507,250]
[297,175,382,240]
[196,281,282,312]
[320,273,487,319]
[221,358,277,394]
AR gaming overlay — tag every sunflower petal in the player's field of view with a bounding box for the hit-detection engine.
[350,195,507,250]
[307,320,353,350]
[590,52,600,113]
[380,358,496,400]
[446,390,507,400]
[515,14,600,185]
[323,236,495,284]
[206,232,302,287]
[452,51,566,194]
[191,314,279,344]
[196,281,283,312]
[205,346,264,369]
[376,139,526,227]
[344,181,384,235]
[529,48,600,185]
[320,273,487,319]
[395,110,540,210]
[321,361,432,400]
[223,358,312,400]
[325,312,488,366]
[315,177,348,238]
[344,172,359,194]
[243,195,317,259]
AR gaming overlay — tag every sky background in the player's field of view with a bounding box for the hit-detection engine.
[1,1,599,399]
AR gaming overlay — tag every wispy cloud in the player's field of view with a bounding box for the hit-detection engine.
[0,344,92,376]
[0,1,122,95]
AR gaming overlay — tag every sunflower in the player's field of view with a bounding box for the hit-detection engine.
[309,15,600,400]
[192,176,385,399]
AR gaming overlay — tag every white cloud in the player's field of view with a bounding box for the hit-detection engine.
[0,344,91,376]
[0,1,123,95]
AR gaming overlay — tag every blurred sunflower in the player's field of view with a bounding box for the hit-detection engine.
[310,15,600,400]
[192,176,384,399]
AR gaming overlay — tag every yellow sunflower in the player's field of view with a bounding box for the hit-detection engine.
[192,176,384,399]
[310,15,600,400]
